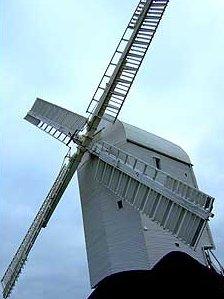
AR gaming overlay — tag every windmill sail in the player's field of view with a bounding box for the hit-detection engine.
[90,141,214,247]
[1,150,84,299]
[86,0,169,123]
[24,98,87,145]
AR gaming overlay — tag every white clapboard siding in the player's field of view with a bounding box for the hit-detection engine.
[78,157,149,287]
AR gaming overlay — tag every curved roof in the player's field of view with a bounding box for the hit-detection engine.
[122,122,191,164]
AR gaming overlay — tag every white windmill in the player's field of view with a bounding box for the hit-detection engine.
[1,0,222,298]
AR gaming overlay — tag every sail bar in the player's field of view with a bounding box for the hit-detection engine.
[86,0,169,123]
[24,98,87,146]
[1,149,85,298]
[90,141,214,247]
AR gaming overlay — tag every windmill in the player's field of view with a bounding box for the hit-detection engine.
[1,0,222,298]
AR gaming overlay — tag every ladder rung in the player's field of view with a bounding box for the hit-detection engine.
[111,94,125,101]
[52,129,58,136]
[123,65,138,71]
[43,124,49,131]
[133,40,149,46]
[144,19,158,24]
[130,48,146,54]
[127,52,143,59]
[117,78,132,85]
[137,33,153,39]
[110,98,123,105]
[48,127,53,133]
[149,8,164,12]
[120,72,134,79]
[106,108,119,115]
[62,135,67,142]
[150,3,166,9]
[139,28,154,33]
[120,73,135,80]
[115,86,128,93]
[136,37,151,44]
[111,90,126,98]
[116,82,129,89]
[126,58,141,65]
[144,15,160,20]
[107,104,120,111]
[148,11,162,16]
[39,122,45,128]
[136,36,151,43]
[142,19,158,24]
[131,44,147,50]
[123,66,137,74]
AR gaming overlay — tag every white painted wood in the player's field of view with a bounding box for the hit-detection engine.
[78,156,149,287]
[78,120,215,288]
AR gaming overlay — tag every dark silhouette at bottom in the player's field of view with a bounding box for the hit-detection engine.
[88,251,224,299]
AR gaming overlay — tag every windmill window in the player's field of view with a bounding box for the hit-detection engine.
[154,157,161,169]
[117,200,123,209]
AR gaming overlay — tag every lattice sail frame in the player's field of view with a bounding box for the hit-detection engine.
[87,0,170,123]
[90,141,214,248]
[24,98,87,145]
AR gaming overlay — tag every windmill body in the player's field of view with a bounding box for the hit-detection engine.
[78,120,215,287]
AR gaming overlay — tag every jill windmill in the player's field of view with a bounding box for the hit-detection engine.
[2,0,223,298]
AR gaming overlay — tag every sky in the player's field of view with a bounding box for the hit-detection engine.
[1,0,224,298]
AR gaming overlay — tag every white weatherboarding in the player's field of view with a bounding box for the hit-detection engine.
[1,1,223,298]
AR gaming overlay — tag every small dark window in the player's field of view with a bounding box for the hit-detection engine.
[175,242,180,247]
[117,200,123,209]
[185,173,188,177]
[154,157,161,169]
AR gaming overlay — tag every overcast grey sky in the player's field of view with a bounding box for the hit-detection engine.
[1,1,224,298]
